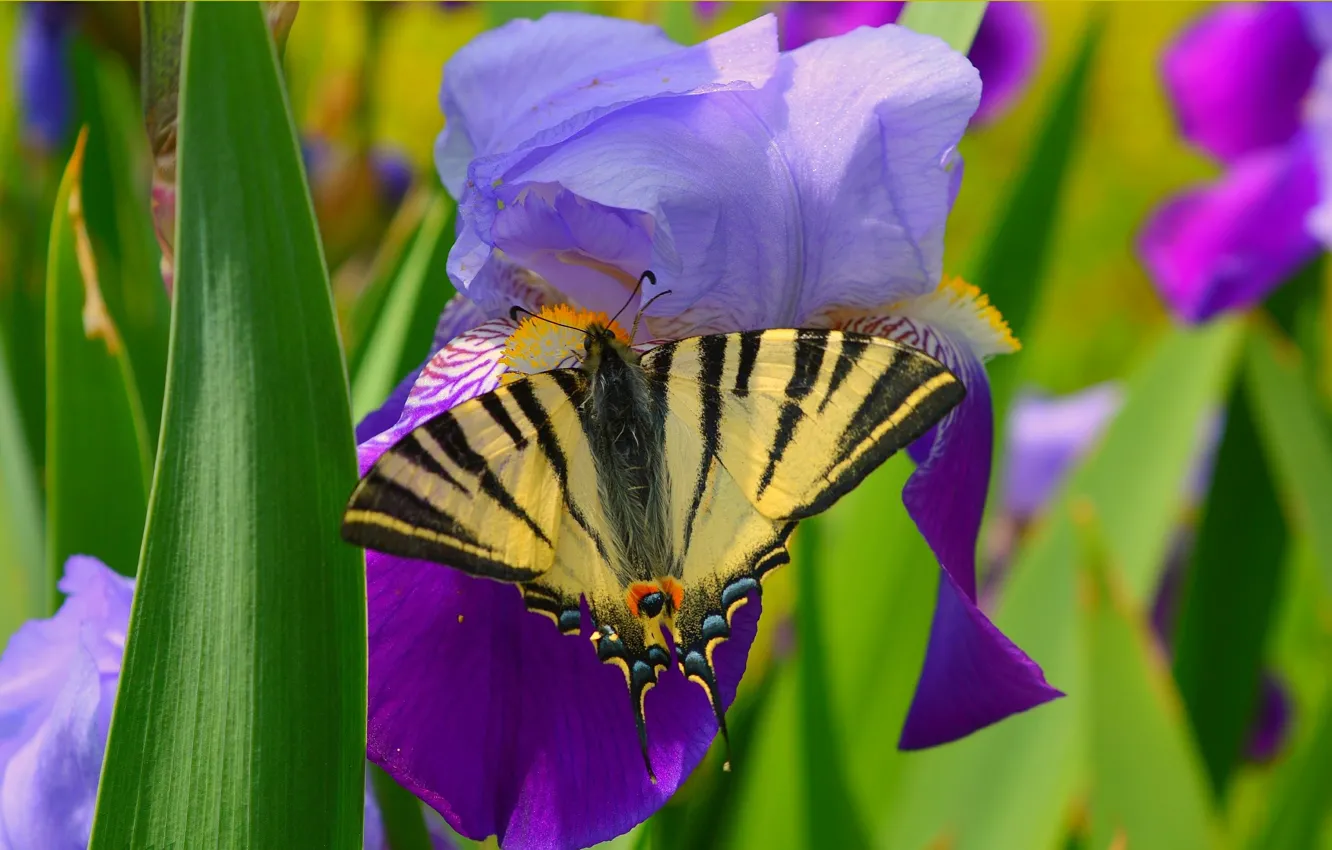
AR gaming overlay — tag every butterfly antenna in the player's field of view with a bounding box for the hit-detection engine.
[508,304,587,335]
[610,270,654,332]
[630,287,673,342]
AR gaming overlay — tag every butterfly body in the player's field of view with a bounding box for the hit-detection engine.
[343,313,965,780]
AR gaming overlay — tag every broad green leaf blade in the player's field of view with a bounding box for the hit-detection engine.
[90,4,365,848]
[71,40,171,444]
[370,765,432,850]
[1171,359,1287,799]
[1078,511,1218,850]
[1079,318,1245,602]
[351,190,455,421]
[1245,326,1332,593]
[793,518,869,848]
[45,130,152,589]
[899,2,987,54]
[878,321,1244,850]
[0,331,46,637]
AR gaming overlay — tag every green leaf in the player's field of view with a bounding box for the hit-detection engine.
[351,190,455,421]
[969,12,1102,342]
[899,1,988,54]
[45,130,152,589]
[1079,318,1245,603]
[89,4,365,847]
[370,764,432,850]
[71,40,171,444]
[1077,509,1219,850]
[1171,355,1287,799]
[792,518,869,848]
[877,320,1244,850]
[1245,325,1332,594]
[0,330,46,637]
[1252,682,1332,850]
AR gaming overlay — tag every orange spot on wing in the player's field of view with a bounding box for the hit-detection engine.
[626,582,660,618]
[659,577,684,613]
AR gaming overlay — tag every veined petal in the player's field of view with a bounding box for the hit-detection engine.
[1139,136,1319,323]
[0,557,133,850]
[455,23,978,335]
[900,570,1061,748]
[1163,3,1318,163]
[436,13,778,196]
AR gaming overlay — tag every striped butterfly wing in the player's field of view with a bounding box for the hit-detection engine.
[343,370,633,633]
[642,328,963,729]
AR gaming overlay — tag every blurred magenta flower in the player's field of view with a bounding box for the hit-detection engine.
[776,1,1041,123]
[0,556,443,850]
[15,2,75,151]
[1140,3,1328,323]
[355,13,1058,848]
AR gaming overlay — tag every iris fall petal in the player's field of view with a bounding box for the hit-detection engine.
[1139,135,1320,323]
[1163,3,1318,163]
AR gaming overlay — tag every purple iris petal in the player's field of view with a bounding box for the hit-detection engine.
[968,2,1041,124]
[1139,135,1320,323]
[900,570,1062,748]
[1001,383,1123,520]
[839,312,1060,739]
[777,2,1038,123]
[366,551,758,848]
[436,13,778,197]
[0,556,133,850]
[777,1,902,50]
[1305,57,1332,248]
[16,2,76,150]
[1163,3,1318,164]
[358,326,758,847]
[448,22,978,333]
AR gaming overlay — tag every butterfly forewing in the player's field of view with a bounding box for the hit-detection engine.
[343,372,588,583]
[645,328,964,522]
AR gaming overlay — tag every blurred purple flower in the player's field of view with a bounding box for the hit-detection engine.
[370,146,414,208]
[352,13,1059,848]
[0,556,443,850]
[15,2,76,151]
[1140,3,1329,323]
[776,1,1041,123]
[1001,383,1123,520]
[1245,672,1293,763]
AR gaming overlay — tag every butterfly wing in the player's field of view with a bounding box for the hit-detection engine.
[647,328,964,522]
[641,328,963,739]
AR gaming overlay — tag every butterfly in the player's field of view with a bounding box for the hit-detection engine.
[341,272,964,781]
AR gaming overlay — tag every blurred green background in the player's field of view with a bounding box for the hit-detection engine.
[2,3,1330,849]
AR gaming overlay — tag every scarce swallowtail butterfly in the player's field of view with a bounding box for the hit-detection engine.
[341,272,964,781]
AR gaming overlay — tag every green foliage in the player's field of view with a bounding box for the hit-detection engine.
[899,1,988,54]
[89,4,364,847]
[44,133,152,590]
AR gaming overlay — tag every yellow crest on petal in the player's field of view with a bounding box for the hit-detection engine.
[500,304,630,382]
[892,276,1021,358]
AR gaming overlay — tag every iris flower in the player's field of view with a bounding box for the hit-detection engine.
[0,557,447,850]
[1139,3,1332,322]
[776,1,1041,123]
[359,13,1058,848]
